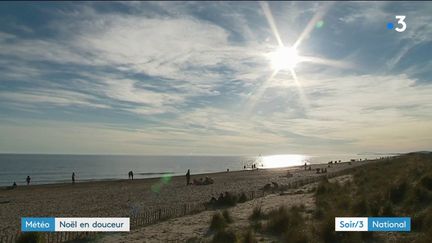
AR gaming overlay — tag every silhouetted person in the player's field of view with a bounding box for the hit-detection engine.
[6,182,17,190]
[244,165,246,170]
[26,176,31,185]
[186,169,190,185]
[128,171,134,180]
[72,172,75,184]
[304,162,307,170]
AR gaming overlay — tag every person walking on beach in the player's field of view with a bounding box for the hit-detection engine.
[26,176,31,185]
[186,169,190,186]
[128,171,134,180]
[72,172,75,184]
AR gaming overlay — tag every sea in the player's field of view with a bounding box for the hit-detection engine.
[0,153,394,186]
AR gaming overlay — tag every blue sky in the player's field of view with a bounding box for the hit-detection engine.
[0,1,431,155]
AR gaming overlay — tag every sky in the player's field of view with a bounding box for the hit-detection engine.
[0,1,431,155]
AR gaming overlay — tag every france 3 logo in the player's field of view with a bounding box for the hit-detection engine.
[387,16,407,32]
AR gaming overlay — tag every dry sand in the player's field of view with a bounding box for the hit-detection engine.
[100,175,353,242]
[0,160,373,236]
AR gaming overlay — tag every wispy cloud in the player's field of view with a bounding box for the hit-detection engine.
[0,2,431,154]
[0,88,109,109]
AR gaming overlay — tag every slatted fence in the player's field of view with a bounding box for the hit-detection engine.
[0,165,358,243]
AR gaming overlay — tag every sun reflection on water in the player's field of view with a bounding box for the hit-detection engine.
[261,154,308,169]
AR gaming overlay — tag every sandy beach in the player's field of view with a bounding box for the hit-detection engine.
[100,174,354,242]
[0,160,374,236]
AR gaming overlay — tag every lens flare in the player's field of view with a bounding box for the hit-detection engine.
[316,20,324,28]
[151,174,173,193]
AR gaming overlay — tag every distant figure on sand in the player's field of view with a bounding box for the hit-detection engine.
[304,162,307,170]
[128,171,134,180]
[186,169,191,185]
[26,176,31,185]
[72,172,75,184]
[6,182,17,190]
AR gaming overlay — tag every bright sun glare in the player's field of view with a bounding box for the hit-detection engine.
[261,154,307,168]
[269,47,300,70]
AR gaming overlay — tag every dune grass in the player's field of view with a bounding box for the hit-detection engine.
[16,232,45,243]
[265,206,308,243]
[222,209,234,224]
[249,206,265,221]
[209,212,227,232]
[313,153,432,242]
[204,153,432,242]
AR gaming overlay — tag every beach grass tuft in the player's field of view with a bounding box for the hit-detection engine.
[209,212,227,232]
[265,206,308,242]
[241,229,257,243]
[249,206,265,221]
[238,192,248,203]
[222,209,234,223]
[16,232,45,243]
[211,229,238,243]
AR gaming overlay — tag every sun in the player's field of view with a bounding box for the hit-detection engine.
[269,46,300,70]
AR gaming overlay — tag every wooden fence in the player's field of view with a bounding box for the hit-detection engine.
[0,231,98,243]
[0,167,354,243]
